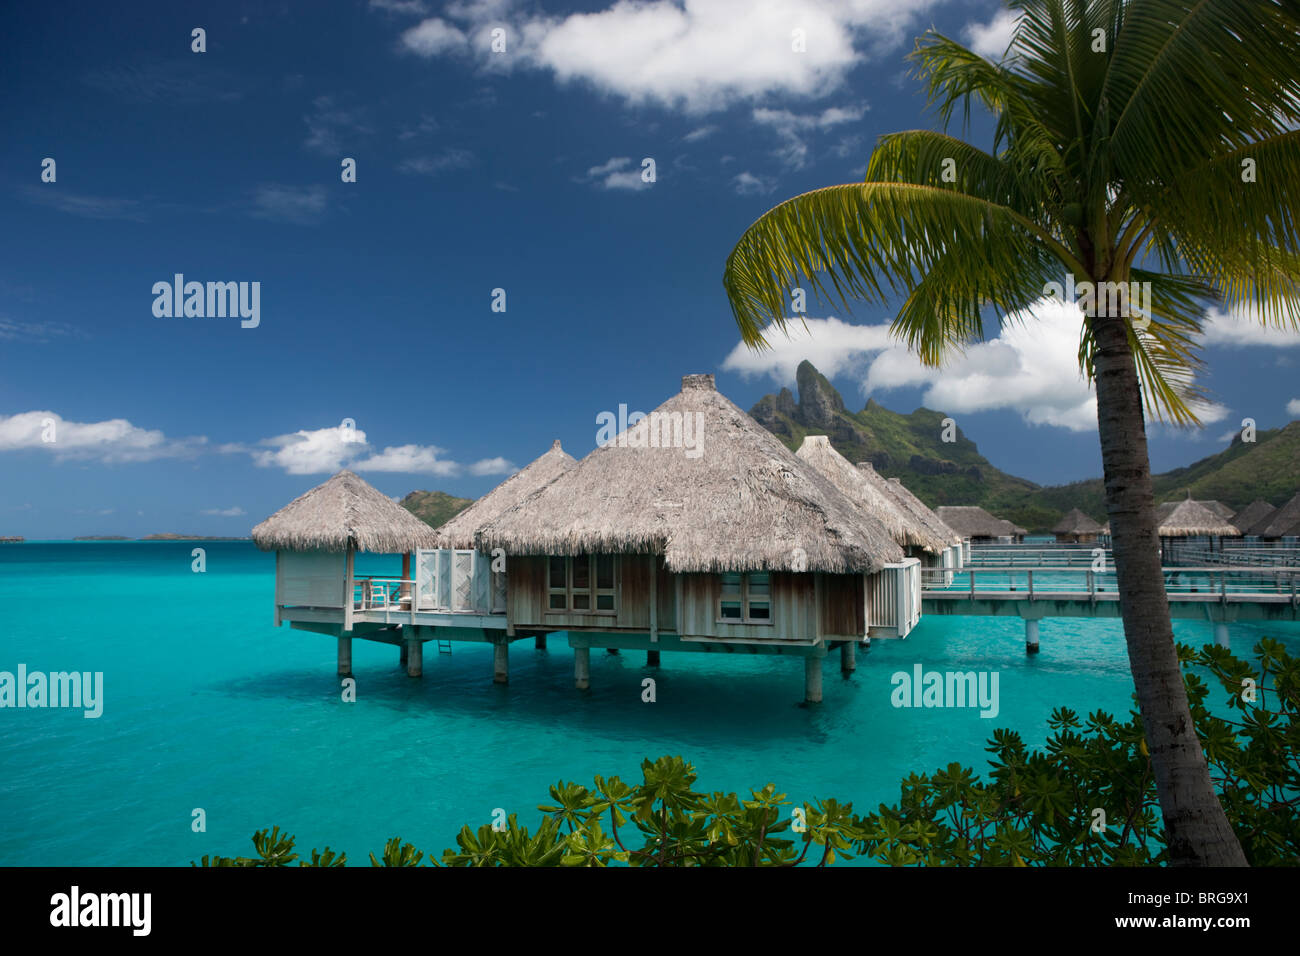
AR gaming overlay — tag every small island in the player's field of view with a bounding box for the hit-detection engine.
[138,534,251,541]
[0,536,23,543]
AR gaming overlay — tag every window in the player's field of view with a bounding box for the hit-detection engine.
[548,555,617,614]
[718,572,772,624]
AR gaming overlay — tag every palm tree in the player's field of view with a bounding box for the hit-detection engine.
[722,0,1299,865]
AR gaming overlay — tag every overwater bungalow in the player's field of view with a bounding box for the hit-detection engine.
[435,439,575,549]
[1155,498,1242,560]
[1052,508,1104,544]
[795,435,963,578]
[873,469,966,565]
[251,469,441,661]
[257,374,924,703]
[1246,492,1300,540]
[1232,499,1278,537]
[934,506,1027,544]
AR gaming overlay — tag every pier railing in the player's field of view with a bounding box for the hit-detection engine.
[1168,546,1300,568]
[967,546,1110,568]
[921,565,1300,605]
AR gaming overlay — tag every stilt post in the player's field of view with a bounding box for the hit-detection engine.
[805,655,823,704]
[574,646,590,690]
[493,641,509,684]
[337,635,352,677]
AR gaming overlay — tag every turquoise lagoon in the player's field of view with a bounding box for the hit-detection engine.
[1,541,1295,866]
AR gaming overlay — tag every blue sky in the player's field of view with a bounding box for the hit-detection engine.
[2,0,1298,538]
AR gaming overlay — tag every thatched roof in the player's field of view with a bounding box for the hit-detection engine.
[1249,492,1300,537]
[875,471,963,547]
[1154,499,1241,537]
[790,434,904,546]
[1232,498,1277,534]
[477,374,905,573]
[797,436,950,552]
[435,440,575,548]
[251,470,441,553]
[1052,507,1103,535]
[1198,500,1236,520]
[935,506,1027,538]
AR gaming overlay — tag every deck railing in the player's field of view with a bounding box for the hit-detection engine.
[921,565,1300,604]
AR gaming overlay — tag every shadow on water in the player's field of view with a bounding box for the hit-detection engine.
[207,646,834,746]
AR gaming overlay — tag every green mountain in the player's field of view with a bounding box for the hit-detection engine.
[400,490,473,529]
[751,360,1299,532]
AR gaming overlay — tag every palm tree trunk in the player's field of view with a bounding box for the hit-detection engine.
[1089,312,1247,866]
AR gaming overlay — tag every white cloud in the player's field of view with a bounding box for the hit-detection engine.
[352,444,460,476]
[250,184,329,225]
[249,424,514,476]
[1288,398,1300,417]
[963,8,1021,59]
[397,0,940,114]
[398,148,475,175]
[201,506,246,517]
[401,18,468,56]
[302,95,371,154]
[731,171,778,195]
[468,456,515,475]
[752,103,868,168]
[0,411,204,463]
[1200,306,1300,347]
[723,315,894,379]
[369,0,429,14]
[252,425,367,474]
[683,125,716,142]
[577,156,650,190]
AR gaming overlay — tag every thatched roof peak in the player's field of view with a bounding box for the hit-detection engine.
[1232,498,1277,534]
[935,505,1027,538]
[878,474,962,545]
[1155,499,1241,537]
[251,469,440,553]
[477,376,904,573]
[798,436,951,552]
[1249,492,1300,537]
[435,439,576,548]
[1052,507,1103,535]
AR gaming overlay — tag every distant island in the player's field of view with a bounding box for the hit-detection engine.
[0,536,23,543]
[68,535,251,541]
[400,490,473,529]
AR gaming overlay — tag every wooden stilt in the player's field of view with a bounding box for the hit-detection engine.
[805,655,823,704]
[535,634,547,650]
[493,641,509,684]
[407,636,422,677]
[840,640,856,675]
[574,647,590,690]
[647,650,660,667]
[400,641,408,669]
[1025,619,1040,654]
[1214,622,1230,648]
[337,636,352,677]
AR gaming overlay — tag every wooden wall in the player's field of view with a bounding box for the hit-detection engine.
[818,573,865,638]
[506,554,861,642]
